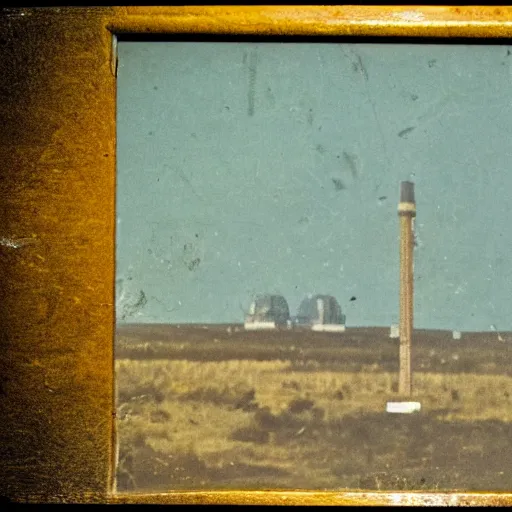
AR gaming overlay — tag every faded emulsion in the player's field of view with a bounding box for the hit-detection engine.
[114,40,512,494]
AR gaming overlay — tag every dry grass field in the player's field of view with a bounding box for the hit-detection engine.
[115,324,512,492]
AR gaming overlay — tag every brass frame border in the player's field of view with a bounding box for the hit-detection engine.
[1,5,512,506]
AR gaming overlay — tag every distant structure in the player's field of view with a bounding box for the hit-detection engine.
[390,324,400,338]
[295,294,346,332]
[452,330,462,340]
[244,294,290,330]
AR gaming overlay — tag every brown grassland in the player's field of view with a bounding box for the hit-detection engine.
[115,325,512,492]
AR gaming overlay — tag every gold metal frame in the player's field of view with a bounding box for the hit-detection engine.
[1,5,511,505]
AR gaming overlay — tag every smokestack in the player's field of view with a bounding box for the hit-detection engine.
[398,181,415,397]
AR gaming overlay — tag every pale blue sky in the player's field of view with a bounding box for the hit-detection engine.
[116,41,512,331]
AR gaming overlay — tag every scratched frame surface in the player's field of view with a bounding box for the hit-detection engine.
[1,5,512,506]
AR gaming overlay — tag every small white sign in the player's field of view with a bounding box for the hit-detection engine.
[390,324,399,338]
[386,401,421,414]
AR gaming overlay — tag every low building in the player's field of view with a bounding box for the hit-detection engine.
[295,294,346,332]
[244,294,291,330]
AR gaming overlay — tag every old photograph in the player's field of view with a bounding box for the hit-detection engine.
[115,40,512,492]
